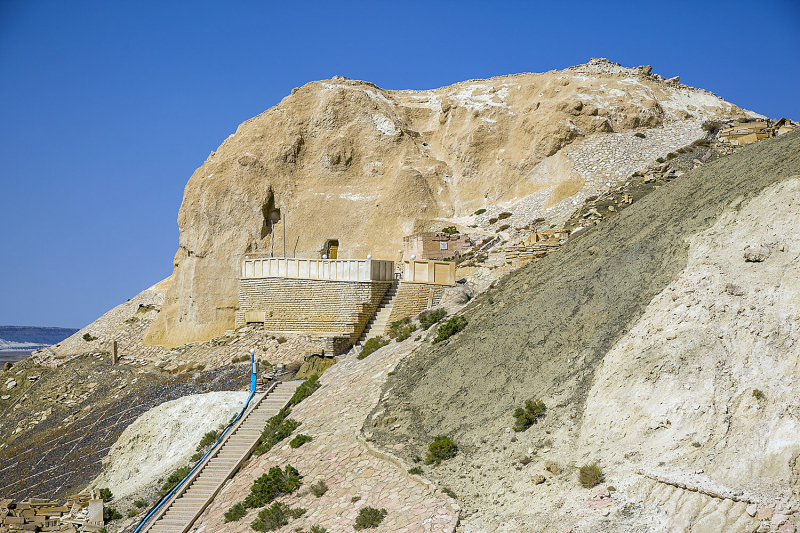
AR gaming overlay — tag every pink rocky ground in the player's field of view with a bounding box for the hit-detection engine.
[190,338,459,533]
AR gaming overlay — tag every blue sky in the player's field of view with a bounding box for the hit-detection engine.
[1,0,798,329]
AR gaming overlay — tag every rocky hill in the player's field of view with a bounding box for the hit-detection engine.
[143,58,759,348]
[370,129,800,532]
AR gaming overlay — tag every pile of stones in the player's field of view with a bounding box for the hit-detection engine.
[0,491,104,532]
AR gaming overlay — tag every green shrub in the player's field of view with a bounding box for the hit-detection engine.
[359,337,389,359]
[433,316,467,344]
[442,487,457,499]
[408,466,423,475]
[425,435,458,464]
[224,502,247,522]
[656,157,664,163]
[634,132,645,138]
[693,138,710,147]
[253,409,301,456]
[197,430,219,450]
[702,120,720,132]
[127,509,139,518]
[497,224,510,232]
[752,388,765,400]
[691,441,701,448]
[99,488,113,502]
[512,399,547,432]
[276,336,288,344]
[578,463,604,488]
[441,226,459,234]
[474,208,486,215]
[498,211,512,220]
[310,479,328,497]
[190,452,203,463]
[159,465,191,495]
[251,501,306,532]
[82,333,97,341]
[390,320,417,342]
[351,496,361,503]
[290,374,321,406]
[387,317,411,338]
[103,507,122,521]
[290,434,312,449]
[666,152,676,160]
[243,465,303,509]
[133,499,147,508]
[488,217,498,224]
[419,308,446,330]
[309,526,328,533]
[354,507,387,530]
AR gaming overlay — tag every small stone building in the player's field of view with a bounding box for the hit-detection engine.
[403,232,471,261]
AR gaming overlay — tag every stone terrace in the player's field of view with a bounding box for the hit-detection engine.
[190,337,459,533]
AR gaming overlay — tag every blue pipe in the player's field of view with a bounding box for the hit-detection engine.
[132,388,257,533]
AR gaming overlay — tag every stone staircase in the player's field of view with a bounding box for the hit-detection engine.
[140,380,303,533]
[358,282,399,343]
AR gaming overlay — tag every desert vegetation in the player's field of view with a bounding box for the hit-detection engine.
[512,399,546,432]
[354,507,387,530]
[425,435,458,464]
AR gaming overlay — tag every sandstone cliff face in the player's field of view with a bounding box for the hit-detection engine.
[146,59,755,347]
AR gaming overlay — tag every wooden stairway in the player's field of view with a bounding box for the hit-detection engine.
[358,282,399,344]
[139,380,303,533]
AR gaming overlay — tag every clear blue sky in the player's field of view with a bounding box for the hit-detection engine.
[1,0,798,329]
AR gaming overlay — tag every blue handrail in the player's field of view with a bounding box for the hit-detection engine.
[131,388,258,533]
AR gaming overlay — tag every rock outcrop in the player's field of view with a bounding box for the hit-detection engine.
[144,58,757,347]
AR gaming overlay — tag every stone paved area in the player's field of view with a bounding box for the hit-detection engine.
[470,121,705,233]
[565,120,702,187]
[190,337,459,533]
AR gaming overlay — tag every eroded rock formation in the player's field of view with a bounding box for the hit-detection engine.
[146,58,756,347]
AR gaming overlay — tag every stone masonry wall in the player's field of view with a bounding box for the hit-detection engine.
[237,278,391,343]
[386,282,444,326]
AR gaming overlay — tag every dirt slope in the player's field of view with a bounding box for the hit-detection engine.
[370,130,800,531]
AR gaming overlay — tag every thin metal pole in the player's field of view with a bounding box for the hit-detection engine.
[283,212,286,258]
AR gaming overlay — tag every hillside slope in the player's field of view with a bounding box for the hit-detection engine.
[371,129,800,532]
[143,59,756,347]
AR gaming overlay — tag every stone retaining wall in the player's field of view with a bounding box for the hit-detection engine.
[386,283,444,326]
[237,278,392,344]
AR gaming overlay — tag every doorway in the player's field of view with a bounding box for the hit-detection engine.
[324,239,339,259]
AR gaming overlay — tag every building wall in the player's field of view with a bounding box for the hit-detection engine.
[237,278,391,345]
[403,232,471,261]
[386,282,445,326]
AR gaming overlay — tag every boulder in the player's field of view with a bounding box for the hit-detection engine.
[545,461,562,475]
[744,244,771,262]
